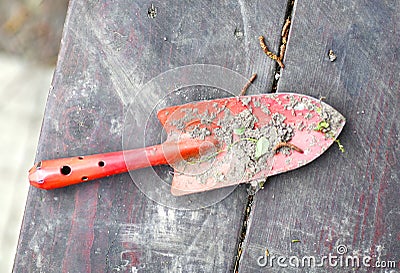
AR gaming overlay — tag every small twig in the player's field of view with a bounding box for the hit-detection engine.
[273,142,304,154]
[259,19,291,69]
[258,36,271,55]
[281,18,291,42]
[279,44,286,60]
[259,36,285,68]
[279,19,291,64]
[240,73,257,96]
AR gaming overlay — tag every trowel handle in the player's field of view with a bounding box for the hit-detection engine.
[29,138,215,190]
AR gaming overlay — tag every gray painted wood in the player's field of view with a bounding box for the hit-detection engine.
[13,0,289,272]
[239,0,400,272]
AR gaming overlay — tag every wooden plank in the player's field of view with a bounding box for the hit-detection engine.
[13,0,289,272]
[239,0,400,272]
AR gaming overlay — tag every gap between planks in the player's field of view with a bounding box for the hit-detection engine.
[232,0,296,271]
[270,0,295,92]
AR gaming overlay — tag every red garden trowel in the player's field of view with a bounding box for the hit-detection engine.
[29,93,345,196]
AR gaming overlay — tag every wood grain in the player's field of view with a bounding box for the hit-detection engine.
[13,0,289,272]
[239,0,400,272]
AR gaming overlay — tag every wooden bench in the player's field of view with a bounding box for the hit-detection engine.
[14,0,399,272]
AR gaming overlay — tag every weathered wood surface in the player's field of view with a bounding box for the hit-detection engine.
[13,0,289,272]
[239,0,400,272]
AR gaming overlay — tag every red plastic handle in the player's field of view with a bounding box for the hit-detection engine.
[29,138,215,190]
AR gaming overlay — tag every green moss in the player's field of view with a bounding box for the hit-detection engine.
[315,120,330,131]
[315,120,345,153]
[335,139,345,153]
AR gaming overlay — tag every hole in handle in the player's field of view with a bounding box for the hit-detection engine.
[60,165,72,175]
